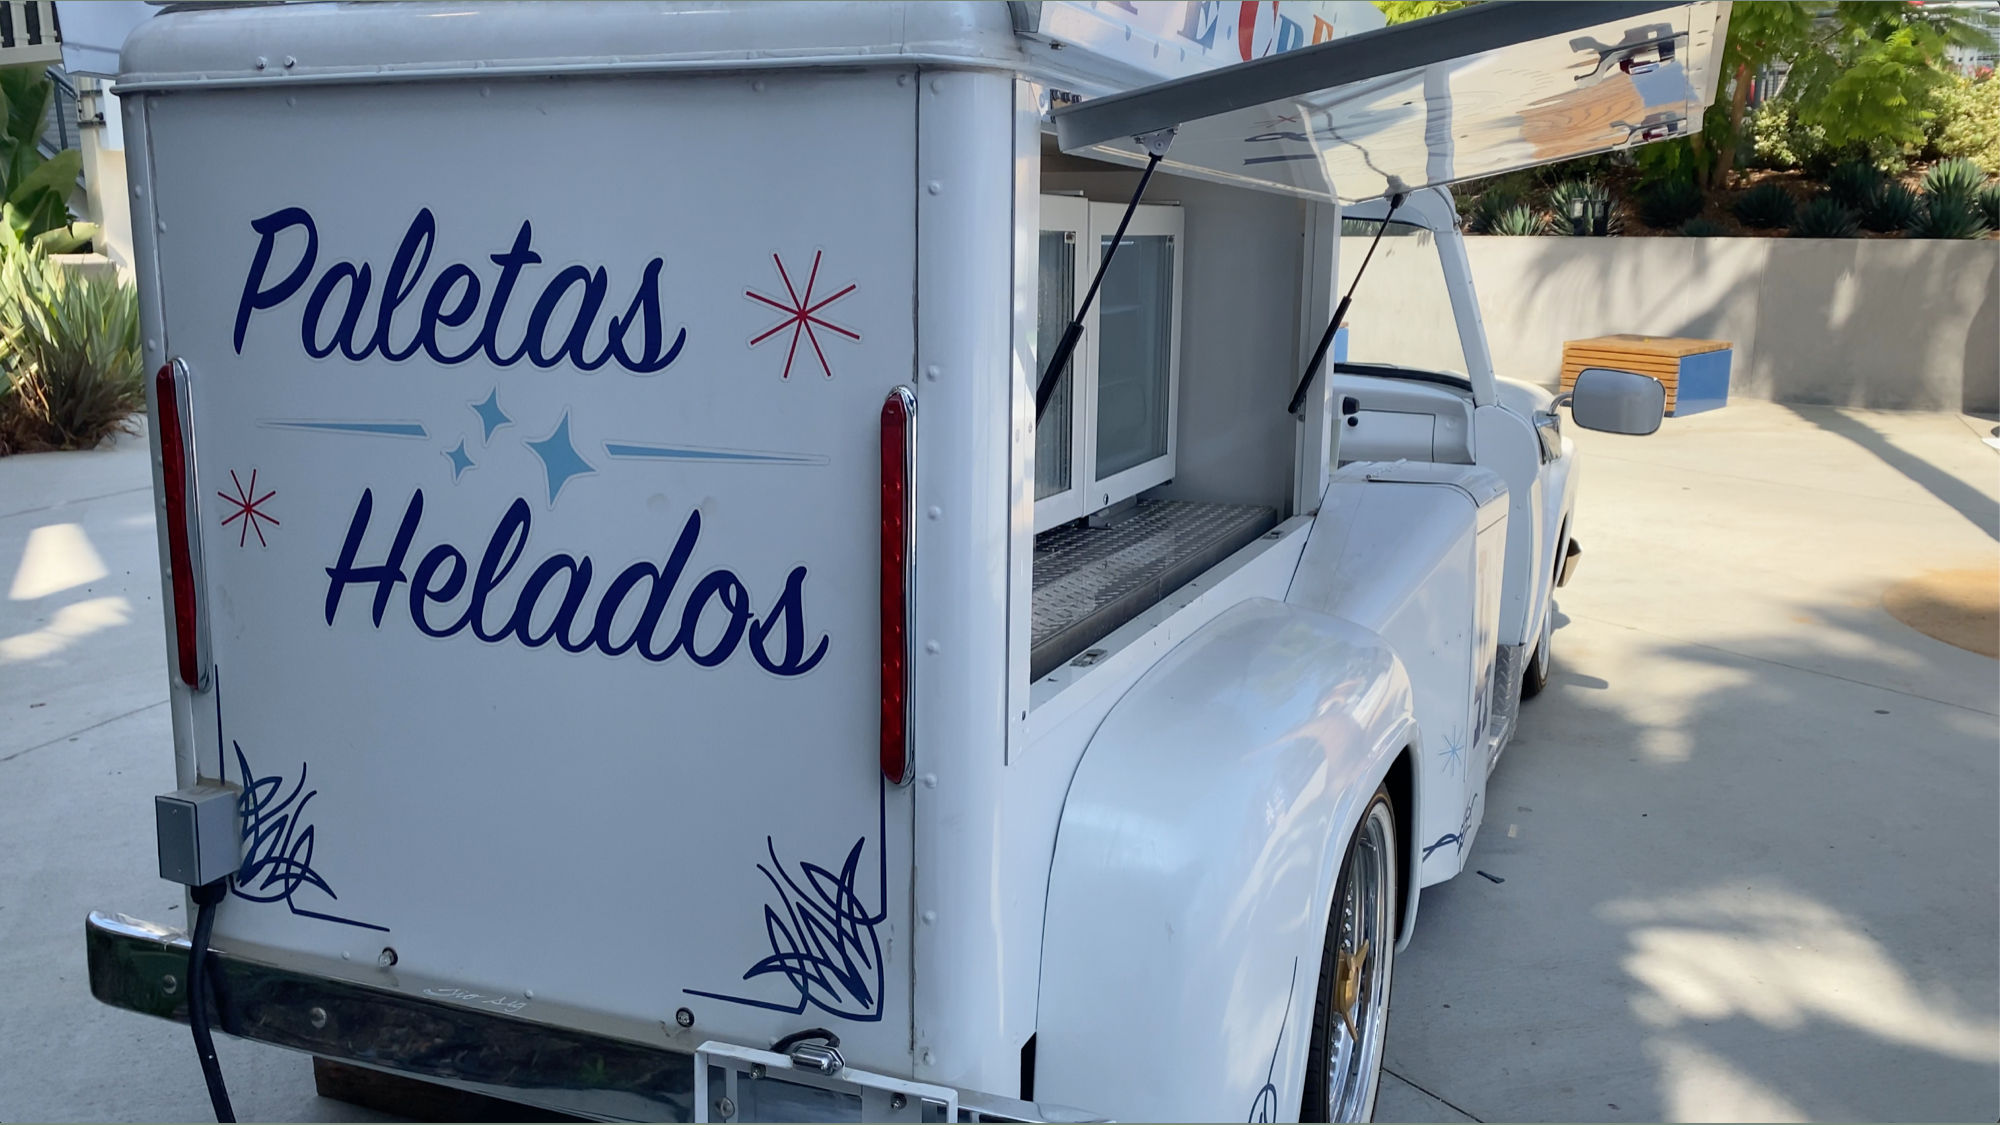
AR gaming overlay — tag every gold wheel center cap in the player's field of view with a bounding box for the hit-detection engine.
[1334,939,1370,1040]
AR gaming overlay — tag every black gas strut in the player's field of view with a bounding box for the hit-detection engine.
[1034,129,1175,422]
[1287,191,1405,417]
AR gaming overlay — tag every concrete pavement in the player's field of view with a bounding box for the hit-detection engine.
[2,401,1995,1122]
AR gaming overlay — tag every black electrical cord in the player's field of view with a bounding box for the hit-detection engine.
[187,879,236,1123]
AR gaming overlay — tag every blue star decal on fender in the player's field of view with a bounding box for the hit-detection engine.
[443,438,474,481]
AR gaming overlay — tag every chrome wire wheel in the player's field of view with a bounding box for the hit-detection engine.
[1303,790,1398,1122]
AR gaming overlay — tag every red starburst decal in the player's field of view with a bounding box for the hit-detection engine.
[217,468,279,548]
[746,251,859,379]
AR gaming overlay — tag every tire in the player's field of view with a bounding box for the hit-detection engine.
[1520,600,1553,700]
[1301,787,1398,1123]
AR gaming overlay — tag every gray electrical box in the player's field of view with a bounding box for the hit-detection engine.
[155,783,240,887]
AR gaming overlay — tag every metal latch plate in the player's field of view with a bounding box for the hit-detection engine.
[694,1041,958,1123]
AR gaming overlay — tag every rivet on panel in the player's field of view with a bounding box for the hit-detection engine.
[925,640,941,654]
[930,79,943,93]
[897,74,909,86]
[308,1006,328,1029]
[286,96,297,107]
[145,339,157,351]
[922,1049,935,1065]
[921,910,937,924]
[283,56,296,69]
[921,774,938,788]
[926,506,941,520]
[752,79,766,93]
[524,989,535,999]
[925,364,941,381]
[927,181,942,195]
[254,56,267,71]
[155,221,166,233]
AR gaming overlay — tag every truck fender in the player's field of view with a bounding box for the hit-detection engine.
[1033,597,1420,1123]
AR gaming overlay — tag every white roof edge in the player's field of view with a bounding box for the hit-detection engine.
[117,1,1027,91]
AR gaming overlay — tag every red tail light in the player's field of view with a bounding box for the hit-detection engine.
[880,387,916,786]
[155,360,207,689]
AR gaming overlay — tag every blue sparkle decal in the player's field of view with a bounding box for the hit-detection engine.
[261,420,428,438]
[443,438,475,481]
[1438,727,1465,776]
[686,783,887,1022]
[524,411,593,504]
[1248,957,1300,1122]
[470,388,511,444]
[603,441,829,466]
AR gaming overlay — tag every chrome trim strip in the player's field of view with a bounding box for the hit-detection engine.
[85,911,1099,1123]
[887,384,918,786]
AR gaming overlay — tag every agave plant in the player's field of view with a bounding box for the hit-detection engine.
[1921,157,1988,205]
[1731,183,1796,229]
[1467,188,1524,234]
[1677,218,1726,237]
[0,224,144,451]
[1637,178,1705,230]
[1489,204,1549,236]
[1978,184,2000,230]
[1907,196,1992,239]
[1861,183,1923,233]
[1545,178,1612,235]
[1790,197,1858,238]
[1824,161,1885,210]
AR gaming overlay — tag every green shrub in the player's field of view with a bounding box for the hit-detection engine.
[1790,197,1859,238]
[1861,182,1924,232]
[1927,73,2000,174]
[1907,195,1991,239]
[1752,100,1835,173]
[1677,218,1727,237]
[1466,188,1524,234]
[1637,178,1705,229]
[1488,204,1549,236]
[1921,156,1989,203]
[1732,183,1797,229]
[1825,161,1885,210]
[1978,183,2000,229]
[1545,178,1613,235]
[0,238,144,453]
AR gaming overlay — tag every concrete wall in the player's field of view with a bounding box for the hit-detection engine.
[1344,236,2000,414]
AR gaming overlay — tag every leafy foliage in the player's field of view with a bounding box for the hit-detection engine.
[1789,196,1859,238]
[1371,1,1476,25]
[1825,160,1886,209]
[1860,182,1923,231]
[1465,187,1523,234]
[1907,194,1992,239]
[1751,99,1835,174]
[1732,182,1797,228]
[1678,218,1727,237]
[1921,156,1989,203]
[1978,183,2000,229]
[0,68,94,254]
[1927,73,2000,173]
[1637,178,1706,229]
[1487,204,1548,237]
[1546,178,1613,235]
[0,225,144,452]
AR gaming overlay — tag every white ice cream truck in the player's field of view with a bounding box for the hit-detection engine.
[86,1,1726,1120]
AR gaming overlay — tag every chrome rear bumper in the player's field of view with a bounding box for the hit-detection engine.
[85,911,1091,1123]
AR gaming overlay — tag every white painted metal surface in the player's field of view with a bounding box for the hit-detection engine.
[1035,597,1417,1122]
[140,66,920,1066]
[1289,463,1506,886]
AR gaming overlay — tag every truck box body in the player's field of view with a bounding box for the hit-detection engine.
[141,42,926,1073]
[89,3,1727,1119]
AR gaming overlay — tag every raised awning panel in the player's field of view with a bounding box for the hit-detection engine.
[1052,0,1730,204]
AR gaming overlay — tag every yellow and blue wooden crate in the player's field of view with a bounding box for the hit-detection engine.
[1559,334,1732,417]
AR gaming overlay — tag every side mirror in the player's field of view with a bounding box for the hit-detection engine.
[1564,367,1665,435]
